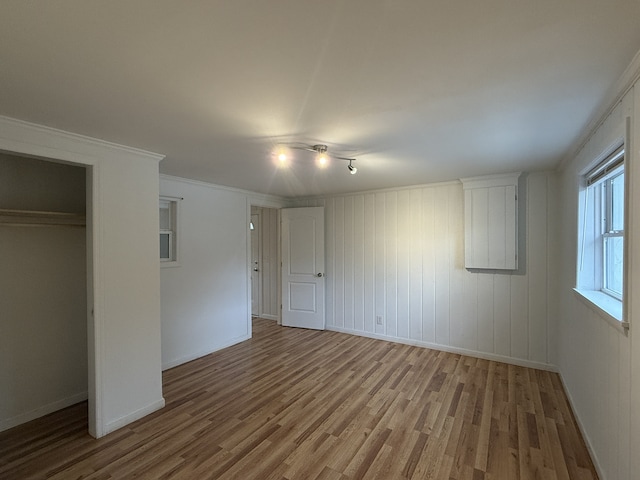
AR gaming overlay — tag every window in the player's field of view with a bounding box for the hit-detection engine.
[576,145,625,324]
[160,197,179,265]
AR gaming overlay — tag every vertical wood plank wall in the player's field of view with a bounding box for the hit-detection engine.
[296,172,555,367]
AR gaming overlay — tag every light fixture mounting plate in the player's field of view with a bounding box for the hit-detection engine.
[312,144,328,154]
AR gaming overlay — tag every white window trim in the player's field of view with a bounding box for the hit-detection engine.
[576,142,627,334]
[160,195,182,268]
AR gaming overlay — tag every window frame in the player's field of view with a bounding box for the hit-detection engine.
[575,144,627,331]
[160,196,181,267]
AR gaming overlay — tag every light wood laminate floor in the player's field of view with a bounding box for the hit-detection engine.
[0,318,597,479]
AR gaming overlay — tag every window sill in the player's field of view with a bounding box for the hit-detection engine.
[573,288,629,335]
[160,261,180,269]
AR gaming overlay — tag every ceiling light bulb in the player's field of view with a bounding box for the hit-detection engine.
[317,154,328,168]
[275,148,289,168]
[348,164,357,174]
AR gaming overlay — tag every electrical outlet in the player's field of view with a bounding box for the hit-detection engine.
[376,315,383,325]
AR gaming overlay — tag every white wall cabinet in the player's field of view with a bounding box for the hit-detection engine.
[461,173,520,270]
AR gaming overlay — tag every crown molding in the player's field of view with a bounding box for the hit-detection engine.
[293,178,462,202]
[159,174,289,206]
[0,115,165,164]
[460,172,521,190]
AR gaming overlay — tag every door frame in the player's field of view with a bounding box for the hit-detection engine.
[247,200,286,328]
[250,211,262,316]
[0,115,165,438]
[0,148,96,434]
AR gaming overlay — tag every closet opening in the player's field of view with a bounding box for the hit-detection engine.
[0,151,90,435]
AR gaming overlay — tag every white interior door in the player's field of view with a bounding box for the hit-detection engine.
[281,207,325,330]
[250,213,260,316]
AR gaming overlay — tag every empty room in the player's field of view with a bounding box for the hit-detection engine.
[1,2,640,479]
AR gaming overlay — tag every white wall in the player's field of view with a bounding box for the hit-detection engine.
[0,154,87,432]
[556,80,639,480]
[296,171,557,369]
[0,116,165,438]
[160,176,286,370]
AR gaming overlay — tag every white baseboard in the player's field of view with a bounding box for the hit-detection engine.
[557,372,605,480]
[257,314,278,321]
[0,391,88,433]
[162,333,252,371]
[104,397,166,436]
[327,326,558,372]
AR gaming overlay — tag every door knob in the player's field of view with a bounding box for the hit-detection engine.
[316,273,323,277]
[253,268,259,272]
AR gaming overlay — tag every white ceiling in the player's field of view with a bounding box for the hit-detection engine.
[1,1,639,198]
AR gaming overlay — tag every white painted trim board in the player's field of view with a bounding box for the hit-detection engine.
[0,391,88,433]
[161,334,252,371]
[327,325,558,372]
[104,398,166,436]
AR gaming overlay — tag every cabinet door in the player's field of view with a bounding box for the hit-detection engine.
[462,174,519,270]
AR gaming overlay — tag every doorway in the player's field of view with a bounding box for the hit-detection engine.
[249,206,280,322]
[0,152,89,433]
[250,211,261,316]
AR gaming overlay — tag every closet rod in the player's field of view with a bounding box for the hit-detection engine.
[0,208,86,227]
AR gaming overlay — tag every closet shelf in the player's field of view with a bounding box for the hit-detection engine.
[0,208,86,227]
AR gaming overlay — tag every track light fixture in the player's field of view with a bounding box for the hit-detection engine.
[277,144,358,175]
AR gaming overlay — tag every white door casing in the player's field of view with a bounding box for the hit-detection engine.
[281,207,325,330]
